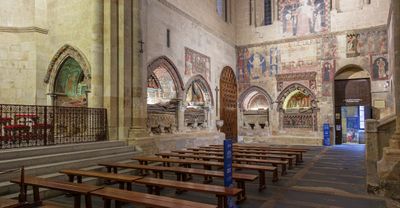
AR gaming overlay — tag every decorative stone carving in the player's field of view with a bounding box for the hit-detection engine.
[184,108,207,129]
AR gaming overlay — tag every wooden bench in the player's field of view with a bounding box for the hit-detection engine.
[135,177,242,208]
[10,176,102,208]
[198,146,302,164]
[177,148,296,169]
[158,152,288,175]
[131,156,276,189]
[99,162,257,200]
[59,169,143,190]
[91,187,217,208]
[0,198,19,208]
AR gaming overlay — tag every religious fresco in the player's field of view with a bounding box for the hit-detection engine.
[248,94,269,110]
[285,91,311,109]
[371,55,389,80]
[270,47,280,76]
[347,29,388,58]
[322,60,335,83]
[147,67,177,104]
[346,33,361,57]
[319,36,337,60]
[279,0,329,36]
[185,47,211,81]
[54,57,87,107]
[237,47,269,84]
[186,81,206,107]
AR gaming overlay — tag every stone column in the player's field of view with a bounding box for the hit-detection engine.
[129,0,148,138]
[377,0,400,200]
[365,119,379,189]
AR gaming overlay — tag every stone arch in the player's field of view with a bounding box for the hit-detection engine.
[276,83,317,111]
[147,56,184,99]
[238,86,273,110]
[45,44,91,93]
[335,64,371,80]
[184,74,214,106]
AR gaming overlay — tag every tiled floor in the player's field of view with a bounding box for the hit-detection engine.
[48,144,388,208]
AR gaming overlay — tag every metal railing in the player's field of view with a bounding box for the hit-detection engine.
[0,104,108,149]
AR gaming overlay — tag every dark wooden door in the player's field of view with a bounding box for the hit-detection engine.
[220,67,238,141]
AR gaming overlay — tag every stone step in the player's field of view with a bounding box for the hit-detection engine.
[0,141,127,160]
[0,146,134,170]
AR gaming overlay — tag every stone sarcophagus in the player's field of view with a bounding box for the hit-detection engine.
[147,100,178,134]
[243,109,269,130]
[184,108,207,129]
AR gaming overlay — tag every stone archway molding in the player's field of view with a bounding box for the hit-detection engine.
[147,56,185,99]
[44,44,91,94]
[184,74,214,106]
[238,86,273,110]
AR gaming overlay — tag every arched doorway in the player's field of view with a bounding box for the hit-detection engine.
[334,65,372,144]
[220,67,238,141]
[45,45,91,107]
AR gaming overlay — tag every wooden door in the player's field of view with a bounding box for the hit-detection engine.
[220,67,238,141]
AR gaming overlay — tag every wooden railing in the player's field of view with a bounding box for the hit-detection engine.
[0,104,108,149]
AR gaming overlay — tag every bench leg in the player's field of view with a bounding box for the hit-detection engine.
[103,198,111,208]
[146,185,154,194]
[77,176,82,184]
[68,175,75,183]
[236,181,246,202]
[118,182,125,189]
[282,164,287,176]
[127,183,132,191]
[33,186,41,204]
[115,201,122,208]
[216,195,224,208]
[73,194,81,208]
[272,169,279,183]
[258,170,266,191]
[85,195,92,208]
[287,158,293,169]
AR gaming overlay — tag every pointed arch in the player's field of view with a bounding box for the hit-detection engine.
[184,74,214,106]
[276,83,317,111]
[147,56,184,98]
[238,86,273,110]
[335,64,371,80]
[44,44,91,94]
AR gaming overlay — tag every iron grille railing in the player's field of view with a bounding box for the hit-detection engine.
[0,104,108,149]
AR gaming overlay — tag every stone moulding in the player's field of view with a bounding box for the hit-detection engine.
[0,26,48,34]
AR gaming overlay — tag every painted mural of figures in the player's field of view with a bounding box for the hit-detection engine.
[346,33,360,57]
[185,54,193,76]
[372,57,388,80]
[270,47,280,76]
[322,62,332,82]
[296,0,314,35]
[247,51,267,80]
[312,0,325,33]
[286,92,311,109]
[237,48,250,82]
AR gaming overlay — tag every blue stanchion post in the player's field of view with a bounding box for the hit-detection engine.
[224,139,236,208]
[323,123,330,146]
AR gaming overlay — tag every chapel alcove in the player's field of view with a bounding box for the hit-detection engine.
[277,83,318,131]
[183,75,213,130]
[238,86,273,136]
[146,57,184,135]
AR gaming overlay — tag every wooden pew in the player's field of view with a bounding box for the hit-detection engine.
[131,156,278,185]
[135,177,242,208]
[184,149,296,169]
[0,198,19,208]
[99,162,256,200]
[198,146,302,164]
[157,152,288,175]
[10,176,102,208]
[91,187,216,208]
[213,144,308,162]
[60,169,143,190]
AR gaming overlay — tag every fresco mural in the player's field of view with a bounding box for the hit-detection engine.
[319,36,337,60]
[185,47,211,81]
[371,55,389,80]
[248,94,269,110]
[186,81,206,107]
[54,57,87,107]
[359,29,388,55]
[279,0,329,36]
[285,91,312,109]
[322,60,335,83]
[147,67,177,104]
[270,47,280,76]
[346,33,361,57]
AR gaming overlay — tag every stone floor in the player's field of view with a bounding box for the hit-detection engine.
[48,144,389,208]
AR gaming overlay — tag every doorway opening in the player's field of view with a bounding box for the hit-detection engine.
[334,66,371,145]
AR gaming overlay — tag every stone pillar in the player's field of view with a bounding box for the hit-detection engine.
[365,119,379,189]
[129,0,148,138]
[377,0,400,200]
